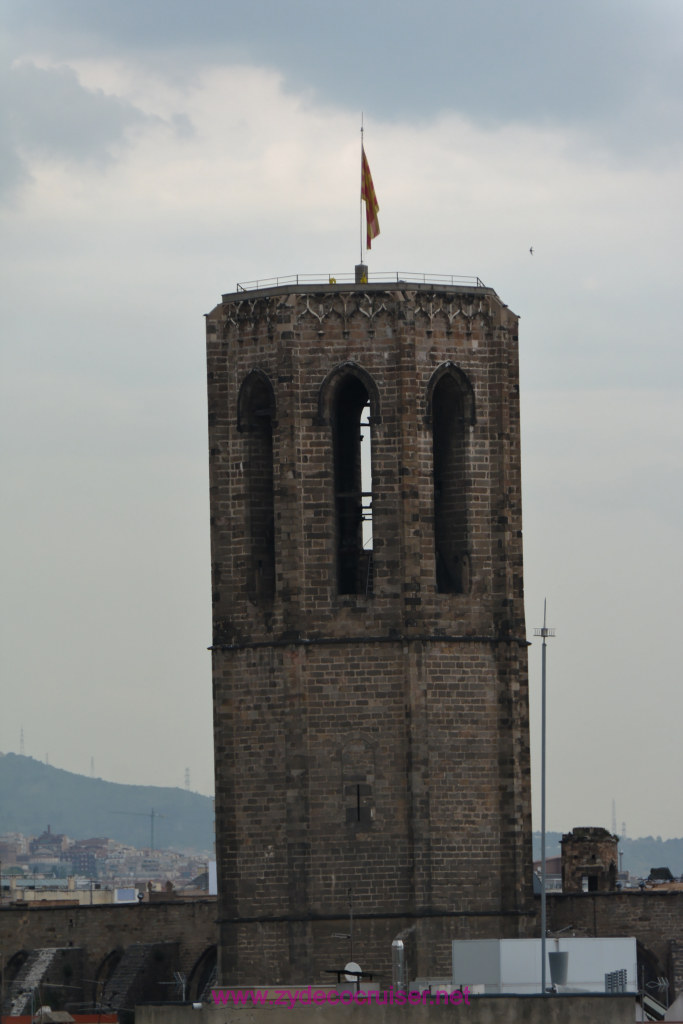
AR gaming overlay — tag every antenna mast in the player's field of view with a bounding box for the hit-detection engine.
[534,600,556,995]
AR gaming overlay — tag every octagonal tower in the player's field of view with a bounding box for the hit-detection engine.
[205,274,532,985]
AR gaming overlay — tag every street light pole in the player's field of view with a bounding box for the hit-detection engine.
[535,600,555,994]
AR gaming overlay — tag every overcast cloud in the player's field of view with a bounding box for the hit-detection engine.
[1,0,681,842]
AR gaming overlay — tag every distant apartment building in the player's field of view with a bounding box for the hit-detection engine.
[0,830,209,889]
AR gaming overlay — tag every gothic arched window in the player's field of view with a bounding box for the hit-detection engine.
[428,365,475,594]
[238,370,276,604]
[333,375,373,595]
[319,363,379,597]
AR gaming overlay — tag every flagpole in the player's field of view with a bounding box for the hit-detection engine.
[359,118,364,265]
[358,116,379,278]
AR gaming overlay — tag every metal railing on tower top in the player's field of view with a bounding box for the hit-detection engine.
[235,271,485,292]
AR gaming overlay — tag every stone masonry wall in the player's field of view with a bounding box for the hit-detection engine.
[2,893,680,1003]
[0,900,217,1000]
[547,891,683,999]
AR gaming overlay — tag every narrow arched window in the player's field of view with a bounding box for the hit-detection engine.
[333,375,374,595]
[430,368,474,594]
[238,371,276,604]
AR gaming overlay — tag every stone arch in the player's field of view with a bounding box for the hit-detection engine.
[317,361,381,427]
[637,940,670,1002]
[425,361,475,428]
[187,944,218,1001]
[427,363,475,594]
[92,948,123,1003]
[4,949,30,985]
[237,368,276,433]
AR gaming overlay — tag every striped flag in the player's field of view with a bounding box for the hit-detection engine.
[361,145,380,249]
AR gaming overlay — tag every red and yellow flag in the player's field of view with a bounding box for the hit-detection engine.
[361,145,380,249]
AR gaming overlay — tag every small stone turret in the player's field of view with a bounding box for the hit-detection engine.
[561,826,619,892]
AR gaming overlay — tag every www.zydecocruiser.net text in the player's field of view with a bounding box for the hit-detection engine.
[212,986,471,1008]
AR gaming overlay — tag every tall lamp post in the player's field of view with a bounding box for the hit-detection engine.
[534,601,555,994]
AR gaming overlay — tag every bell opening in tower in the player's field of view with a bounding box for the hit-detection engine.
[432,371,471,594]
[333,376,373,596]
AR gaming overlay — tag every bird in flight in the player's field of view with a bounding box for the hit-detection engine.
[529,246,534,255]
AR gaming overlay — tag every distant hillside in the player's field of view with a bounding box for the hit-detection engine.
[0,753,213,853]
[532,830,683,879]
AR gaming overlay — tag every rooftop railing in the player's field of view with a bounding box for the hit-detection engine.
[234,271,485,292]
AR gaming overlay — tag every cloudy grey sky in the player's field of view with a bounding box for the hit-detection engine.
[1,0,681,840]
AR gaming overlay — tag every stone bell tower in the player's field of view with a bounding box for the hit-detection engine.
[205,273,532,986]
